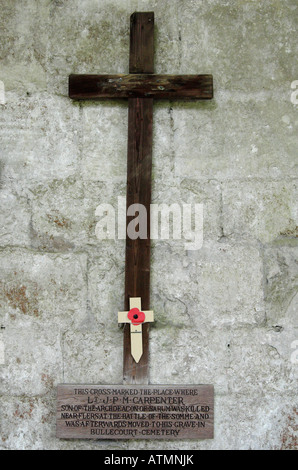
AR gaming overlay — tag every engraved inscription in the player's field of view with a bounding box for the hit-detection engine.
[56,385,214,439]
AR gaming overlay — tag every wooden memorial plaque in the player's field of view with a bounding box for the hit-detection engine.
[56,385,214,440]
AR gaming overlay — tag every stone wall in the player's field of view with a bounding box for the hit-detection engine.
[0,0,297,450]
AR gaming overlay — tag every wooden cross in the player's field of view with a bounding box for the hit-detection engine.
[69,12,213,385]
[118,297,154,364]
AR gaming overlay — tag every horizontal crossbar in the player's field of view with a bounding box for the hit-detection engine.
[69,74,213,100]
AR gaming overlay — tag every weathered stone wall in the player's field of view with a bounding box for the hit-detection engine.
[0,0,297,450]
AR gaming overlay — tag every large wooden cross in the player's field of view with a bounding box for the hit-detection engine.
[69,12,213,385]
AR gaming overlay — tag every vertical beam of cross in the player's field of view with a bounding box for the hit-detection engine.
[124,12,154,384]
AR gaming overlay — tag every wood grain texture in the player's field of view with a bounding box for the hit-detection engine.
[56,384,214,439]
[123,12,155,385]
[69,74,213,100]
[129,12,154,73]
[123,96,153,384]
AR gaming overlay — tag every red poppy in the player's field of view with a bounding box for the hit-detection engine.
[128,307,145,325]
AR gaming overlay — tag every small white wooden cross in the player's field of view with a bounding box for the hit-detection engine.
[118,297,154,363]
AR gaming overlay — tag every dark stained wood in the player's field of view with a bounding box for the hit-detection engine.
[123,97,153,384]
[123,12,155,385]
[129,12,154,74]
[56,384,214,439]
[69,74,213,100]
